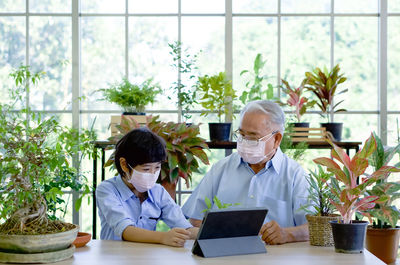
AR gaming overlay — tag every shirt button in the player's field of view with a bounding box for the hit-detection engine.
[139,216,142,219]
[250,195,254,199]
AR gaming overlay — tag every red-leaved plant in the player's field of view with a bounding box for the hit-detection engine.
[313,133,400,224]
[277,78,316,123]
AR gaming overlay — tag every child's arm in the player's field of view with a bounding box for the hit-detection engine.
[122,226,190,247]
[186,227,199,239]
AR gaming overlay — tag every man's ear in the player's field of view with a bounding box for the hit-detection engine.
[273,132,283,149]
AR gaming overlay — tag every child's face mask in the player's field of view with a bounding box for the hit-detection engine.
[127,165,160,192]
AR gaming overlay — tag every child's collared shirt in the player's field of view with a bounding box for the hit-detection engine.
[96,175,192,240]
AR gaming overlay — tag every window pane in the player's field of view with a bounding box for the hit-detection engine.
[0,0,25,12]
[281,17,330,85]
[181,17,225,114]
[30,0,71,13]
[281,0,330,13]
[389,0,400,13]
[30,17,72,110]
[335,114,378,142]
[81,17,125,111]
[388,115,400,146]
[233,17,277,106]
[0,16,25,104]
[335,18,378,111]
[129,17,177,111]
[81,0,125,13]
[181,0,224,13]
[388,17,400,111]
[129,0,177,13]
[233,0,277,13]
[335,0,378,13]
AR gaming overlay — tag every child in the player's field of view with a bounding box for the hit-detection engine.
[96,128,198,247]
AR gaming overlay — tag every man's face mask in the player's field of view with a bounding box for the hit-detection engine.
[126,164,160,193]
[236,131,277,164]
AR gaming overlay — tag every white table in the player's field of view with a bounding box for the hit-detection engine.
[52,240,385,265]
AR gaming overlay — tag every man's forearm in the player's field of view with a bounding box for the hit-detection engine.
[284,223,309,243]
[189,218,202,227]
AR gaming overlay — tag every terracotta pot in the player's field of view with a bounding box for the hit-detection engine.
[72,232,92,248]
[161,180,177,201]
[366,226,400,264]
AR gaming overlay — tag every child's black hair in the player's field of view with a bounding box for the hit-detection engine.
[114,128,166,176]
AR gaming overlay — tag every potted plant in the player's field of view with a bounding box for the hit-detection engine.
[201,196,240,214]
[305,64,348,141]
[300,165,340,246]
[168,41,198,122]
[106,115,210,199]
[313,134,400,253]
[194,72,236,141]
[98,77,162,135]
[239,53,275,105]
[363,132,400,264]
[0,66,95,263]
[277,78,316,129]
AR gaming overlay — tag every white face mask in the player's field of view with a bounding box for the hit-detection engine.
[126,165,161,192]
[237,131,277,164]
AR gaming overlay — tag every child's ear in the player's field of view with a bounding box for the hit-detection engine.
[119,157,130,175]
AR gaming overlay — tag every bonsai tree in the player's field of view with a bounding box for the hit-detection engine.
[363,132,400,228]
[239,53,275,105]
[98,78,162,114]
[305,64,347,122]
[0,66,96,235]
[313,133,400,224]
[195,72,236,123]
[106,115,209,190]
[277,78,316,123]
[168,41,198,121]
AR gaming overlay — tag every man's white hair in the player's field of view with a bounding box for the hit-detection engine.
[240,100,285,134]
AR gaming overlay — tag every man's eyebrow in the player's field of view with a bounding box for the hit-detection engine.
[238,128,259,135]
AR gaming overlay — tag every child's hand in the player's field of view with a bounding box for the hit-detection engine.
[161,228,191,247]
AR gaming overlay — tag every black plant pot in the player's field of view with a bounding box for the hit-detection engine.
[122,112,146,115]
[321,122,343,141]
[330,220,368,254]
[208,123,231,142]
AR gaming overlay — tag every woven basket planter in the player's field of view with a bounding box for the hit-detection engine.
[306,214,340,247]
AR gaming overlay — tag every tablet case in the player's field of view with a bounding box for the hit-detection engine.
[192,208,268,258]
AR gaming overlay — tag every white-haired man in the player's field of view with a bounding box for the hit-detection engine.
[182,100,309,245]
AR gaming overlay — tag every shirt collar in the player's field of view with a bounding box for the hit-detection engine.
[236,147,283,174]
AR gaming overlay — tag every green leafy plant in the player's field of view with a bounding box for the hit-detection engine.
[98,78,162,113]
[201,196,241,213]
[106,115,209,186]
[277,78,316,123]
[0,65,97,235]
[363,132,400,228]
[239,53,275,104]
[305,64,348,122]
[168,41,198,121]
[313,134,400,224]
[300,165,336,216]
[279,123,308,161]
[195,72,236,123]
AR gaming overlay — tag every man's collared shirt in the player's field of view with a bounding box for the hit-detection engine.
[96,175,192,240]
[182,148,309,228]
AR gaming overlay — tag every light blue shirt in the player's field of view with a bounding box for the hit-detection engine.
[96,175,192,240]
[182,148,309,228]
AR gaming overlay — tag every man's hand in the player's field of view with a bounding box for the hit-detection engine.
[161,228,191,247]
[259,220,288,245]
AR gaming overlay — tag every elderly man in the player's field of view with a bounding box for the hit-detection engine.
[182,100,309,245]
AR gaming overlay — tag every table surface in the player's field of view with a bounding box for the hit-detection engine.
[49,240,385,265]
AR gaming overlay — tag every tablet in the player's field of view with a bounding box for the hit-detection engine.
[192,207,268,258]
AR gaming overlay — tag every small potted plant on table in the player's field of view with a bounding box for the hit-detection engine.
[363,132,400,264]
[194,72,236,142]
[300,165,339,246]
[313,133,400,253]
[98,78,161,136]
[305,64,347,141]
